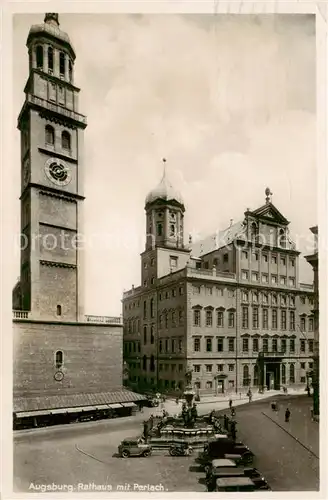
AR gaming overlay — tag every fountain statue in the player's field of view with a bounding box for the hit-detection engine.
[183,366,195,408]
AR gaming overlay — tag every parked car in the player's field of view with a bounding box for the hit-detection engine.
[215,476,257,492]
[206,464,270,492]
[118,437,152,458]
[198,438,254,469]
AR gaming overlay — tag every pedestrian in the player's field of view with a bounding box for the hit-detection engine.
[231,407,236,417]
[307,386,311,397]
[285,408,291,423]
[229,398,233,409]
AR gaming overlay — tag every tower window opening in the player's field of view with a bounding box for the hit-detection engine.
[36,45,43,69]
[61,131,71,150]
[157,223,163,236]
[55,350,63,369]
[170,224,176,237]
[45,125,55,145]
[48,47,54,72]
[59,52,65,77]
[69,60,73,82]
[56,304,62,316]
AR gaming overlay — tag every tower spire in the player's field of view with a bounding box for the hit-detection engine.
[44,13,59,26]
[162,157,167,180]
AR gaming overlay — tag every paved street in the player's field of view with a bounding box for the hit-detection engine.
[14,394,319,493]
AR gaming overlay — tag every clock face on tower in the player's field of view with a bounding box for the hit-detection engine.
[44,158,72,186]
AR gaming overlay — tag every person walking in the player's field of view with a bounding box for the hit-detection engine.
[285,408,291,423]
[229,398,233,409]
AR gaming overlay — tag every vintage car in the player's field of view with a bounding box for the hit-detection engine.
[215,476,257,492]
[198,438,254,469]
[205,458,237,476]
[118,437,152,458]
[206,464,270,492]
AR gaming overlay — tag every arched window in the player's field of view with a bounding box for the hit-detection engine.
[142,355,147,371]
[55,350,63,369]
[69,59,73,82]
[253,365,259,386]
[289,364,295,384]
[59,52,65,77]
[143,326,147,344]
[36,45,43,69]
[157,223,163,236]
[243,365,250,386]
[279,229,286,249]
[45,125,55,145]
[61,131,71,150]
[170,224,175,236]
[48,46,54,72]
[56,304,62,316]
[150,298,154,318]
[150,355,155,372]
[250,222,257,243]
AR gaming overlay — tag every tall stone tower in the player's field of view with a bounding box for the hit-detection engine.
[16,13,87,322]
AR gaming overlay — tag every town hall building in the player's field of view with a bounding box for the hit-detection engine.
[12,13,143,427]
[122,169,315,396]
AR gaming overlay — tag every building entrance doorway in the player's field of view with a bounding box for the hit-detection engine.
[265,362,281,390]
[217,380,224,394]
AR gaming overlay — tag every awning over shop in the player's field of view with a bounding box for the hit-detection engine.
[108,403,123,409]
[15,410,50,418]
[121,402,137,408]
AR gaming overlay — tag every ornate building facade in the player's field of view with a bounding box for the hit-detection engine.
[13,14,142,421]
[123,173,315,395]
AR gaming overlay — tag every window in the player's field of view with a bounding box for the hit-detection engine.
[157,223,162,236]
[290,296,295,307]
[309,362,313,369]
[300,339,306,352]
[263,254,268,263]
[243,365,250,386]
[56,304,62,316]
[178,338,182,352]
[282,364,286,385]
[206,338,212,352]
[217,364,223,372]
[300,362,306,369]
[252,308,259,329]
[59,51,65,76]
[281,338,287,352]
[170,256,178,268]
[290,338,295,352]
[289,278,295,287]
[165,339,169,352]
[228,288,235,298]
[242,307,249,328]
[179,286,184,295]
[281,295,286,306]
[252,272,259,282]
[280,276,286,285]
[253,292,258,303]
[242,251,248,259]
[48,46,54,71]
[263,338,268,352]
[223,253,229,263]
[281,310,286,330]
[242,270,248,280]
[228,311,235,328]
[205,286,212,295]
[206,364,212,373]
[272,294,277,306]
[281,256,286,266]
[206,309,213,326]
[308,340,314,352]
[194,309,201,326]
[179,364,183,372]
[242,338,249,352]
[171,339,175,352]
[272,255,277,264]
[250,223,257,242]
[159,340,162,353]
[151,277,155,285]
[178,310,183,325]
[206,381,213,389]
[150,355,155,372]
[242,291,249,302]
[193,285,201,294]
[272,338,278,352]
[262,274,269,284]
[300,317,306,332]
[165,313,168,328]
[150,298,154,318]
[290,258,295,267]
[252,251,258,261]
[143,300,147,319]
[228,338,235,352]
[301,296,306,304]
[309,318,314,332]
[62,131,71,150]
[289,364,295,383]
[45,125,55,145]
[150,325,155,344]
[272,309,277,329]
[55,350,63,369]
[309,297,314,305]
[194,338,200,352]
[217,310,224,327]
[289,311,295,331]
[143,326,147,344]
[193,365,200,373]
[228,364,234,372]
[252,338,259,352]
[262,309,268,329]
[272,275,277,284]
[217,338,224,352]
[36,45,43,68]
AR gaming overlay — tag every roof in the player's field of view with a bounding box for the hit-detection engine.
[145,168,184,207]
[191,220,246,257]
[13,390,145,412]
[211,459,237,467]
[216,477,255,486]
[27,14,75,58]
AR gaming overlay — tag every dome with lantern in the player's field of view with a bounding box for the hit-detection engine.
[145,160,184,208]
[27,13,75,58]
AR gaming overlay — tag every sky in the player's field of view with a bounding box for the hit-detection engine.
[12,13,317,316]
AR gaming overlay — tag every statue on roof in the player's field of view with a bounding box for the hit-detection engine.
[44,13,59,26]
